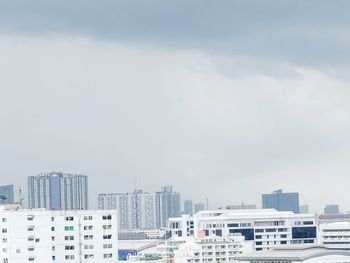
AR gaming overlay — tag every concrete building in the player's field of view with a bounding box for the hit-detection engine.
[319,222,350,249]
[0,204,118,263]
[324,205,340,215]
[184,199,194,216]
[262,189,300,214]
[0,185,14,204]
[300,205,310,214]
[28,172,88,210]
[174,235,253,263]
[98,185,180,230]
[194,203,205,214]
[168,209,317,251]
[236,246,350,263]
[157,185,181,228]
[98,190,158,230]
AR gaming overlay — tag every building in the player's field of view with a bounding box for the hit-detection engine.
[194,202,205,214]
[0,185,14,204]
[184,199,194,216]
[98,190,158,230]
[223,203,257,210]
[300,205,310,214]
[236,246,350,263]
[168,209,317,251]
[324,205,340,215]
[262,189,300,214]
[319,222,350,250]
[28,172,88,210]
[174,235,254,263]
[98,185,181,230]
[0,204,117,263]
[157,185,181,228]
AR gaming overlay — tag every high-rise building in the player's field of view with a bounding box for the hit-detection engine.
[183,199,194,216]
[262,189,300,214]
[28,172,88,210]
[99,185,181,230]
[157,185,181,228]
[300,205,309,213]
[0,185,14,204]
[0,204,118,263]
[324,204,340,215]
[194,202,205,214]
[98,190,159,230]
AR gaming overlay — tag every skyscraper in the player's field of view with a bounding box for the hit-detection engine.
[262,189,300,214]
[0,184,14,204]
[157,185,181,227]
[194,202,205,213]
[184,199,194,216]
[98,190,159,230]
[28,172,88,210]
[324,204,340,215]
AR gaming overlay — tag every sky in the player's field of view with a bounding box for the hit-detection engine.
[0,1,350,213]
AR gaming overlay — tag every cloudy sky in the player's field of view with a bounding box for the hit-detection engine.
[1,1,350,212]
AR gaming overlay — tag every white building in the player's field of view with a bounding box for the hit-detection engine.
[98,190,159,230]
[236,246,350,263]
[174,235,253,263]
[0,205,118,263]
[168,209,318,251]
[319,222,350,249]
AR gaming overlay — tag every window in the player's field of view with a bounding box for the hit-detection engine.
[103,234,112,239]
[292,227,316,239]
[102,215,112,220]
[103,225,112,230]
[27,226,34,231]
[35,238,40,242]
[65,236,74,241]
[2,228,7,233]
[28,247,34,252]
[84,225,93,230]
[52,236,55,241]
[103,244,113,249]
[51,227,55,231]
[65,246,75,250]
[2,218,7,223]
[64,226,74,231]
[84,245,94,249]
[65,255,75,260]
[103,253,113,259]
[227,223,239,228]
[84,235,93,240]
[84,216,93,220]
[65,216,74,221]
[84,254,94,259]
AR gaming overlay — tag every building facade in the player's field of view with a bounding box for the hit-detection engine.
[28,172,88,210]
[168,209,317,251]
[174,235,253,263]
[262,189,300,214]
[319,222,350,249]
[324,205,340,215]
[0,185,14,204]
[184,199,194,216]
[0,204,118,263]
[98,185,180,230]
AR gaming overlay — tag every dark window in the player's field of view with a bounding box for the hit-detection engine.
[204,230,209,236]
[292,227,316,239]
[256,248,262,251]
[216,230,222,237]
[255,235,262,239]
[255,242,262,245]
[281,234,287,238]
[303,221,314,225]
[227,223,239,228]
[229,229,254,240]
[178,231,182,237]
[266,229,276,232]
[281,241,287,244]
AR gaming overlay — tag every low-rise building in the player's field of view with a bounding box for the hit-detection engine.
[168,209,318,251]
[236,246,350,263]
[319,222,350,250]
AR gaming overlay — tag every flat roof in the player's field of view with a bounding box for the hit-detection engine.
[236,246,350,261]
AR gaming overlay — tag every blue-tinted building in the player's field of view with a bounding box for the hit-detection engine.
[0,184,14,204]
[262,189,300,214]
[28,172,88,210]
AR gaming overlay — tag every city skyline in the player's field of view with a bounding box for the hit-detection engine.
[1,1,350,212]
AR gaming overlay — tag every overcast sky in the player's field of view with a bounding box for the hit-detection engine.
[1,1,350,213]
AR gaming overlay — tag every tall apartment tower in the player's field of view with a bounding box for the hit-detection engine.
[157,185,181,228]
[0,185,14,204]
[183,199,194,216]
[262,189,299,214]
[28,172,88,210]
[98,190,158,230]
